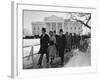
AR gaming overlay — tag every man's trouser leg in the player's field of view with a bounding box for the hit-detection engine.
[38,53,44,65]
[46,52,49,63]
[61,53,64,65]
[59,49,64,66]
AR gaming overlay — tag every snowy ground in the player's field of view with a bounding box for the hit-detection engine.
[23,39,40,57]
[64,48,91,67]
[23,39,91,69]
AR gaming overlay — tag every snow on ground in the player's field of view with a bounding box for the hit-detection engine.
[23,39,91,69]
[23,39,40,57]
[23,39,40,46]
[64,43,91,67]
[23,39,41,68]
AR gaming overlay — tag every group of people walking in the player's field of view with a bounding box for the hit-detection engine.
[65,32,81,53]
[37,27,84,67]
[37,28,66,67]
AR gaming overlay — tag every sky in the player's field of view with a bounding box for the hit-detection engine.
[23,10,68,34]
[23,10,90,35]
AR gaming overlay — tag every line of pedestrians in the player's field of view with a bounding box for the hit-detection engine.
[37,28,66,67]
[37,28,84,67]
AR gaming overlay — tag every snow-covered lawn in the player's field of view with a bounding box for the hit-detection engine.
[23,39,40,46]
[23,39,40,57]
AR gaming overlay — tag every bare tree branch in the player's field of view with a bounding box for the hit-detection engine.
[86,15,91,25]
[70,13,91,29]
[76,20,91,29]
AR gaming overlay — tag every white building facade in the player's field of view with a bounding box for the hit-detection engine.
[64,19,82,35]
[32,15,83,36]
[32,22,45,36]
[44,15,64,34]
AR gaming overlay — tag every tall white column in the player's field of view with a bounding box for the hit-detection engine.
[56,22,57,34]
[62,21,65,33]
[56,22,59,34]
[55,22,57,33]
[51,22,52,31]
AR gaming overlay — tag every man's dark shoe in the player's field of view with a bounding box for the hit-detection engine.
[60,63,64,67]
[37,63,41,65]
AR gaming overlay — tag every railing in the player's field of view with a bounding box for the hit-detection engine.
[23,44,40,67]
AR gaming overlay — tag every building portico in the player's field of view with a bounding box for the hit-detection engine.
[32,15,83,36]
[44,15,64,34]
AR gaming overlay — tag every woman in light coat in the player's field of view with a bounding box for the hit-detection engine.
[48,31,56,64]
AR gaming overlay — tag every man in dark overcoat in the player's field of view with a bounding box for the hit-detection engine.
[58,29,66,66]
[37,28,49,66]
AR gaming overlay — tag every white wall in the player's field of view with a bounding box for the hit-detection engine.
[0,0,100,80]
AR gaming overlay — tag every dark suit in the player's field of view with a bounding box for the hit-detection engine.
[55,34,59,56]
[38,34,49,65]
[58,35,66,65]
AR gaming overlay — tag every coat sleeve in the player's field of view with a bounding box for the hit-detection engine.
[46,34,50,45]
[63,35,66,48]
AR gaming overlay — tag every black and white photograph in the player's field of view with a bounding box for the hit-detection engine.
[23,10,91,69]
